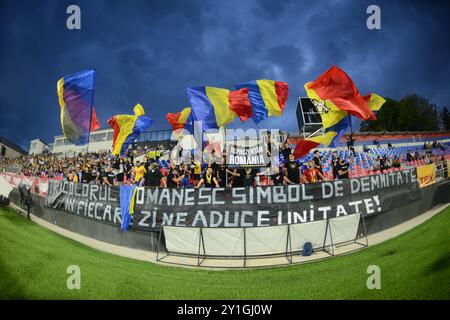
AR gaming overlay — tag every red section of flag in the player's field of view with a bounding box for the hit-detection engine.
[166,112,184,130]
[229,88,253,122]
[90,108,101,131]
[293,140,320,158]
[107,116,119,150]
[275,81,289,112]
[307,66,376,120]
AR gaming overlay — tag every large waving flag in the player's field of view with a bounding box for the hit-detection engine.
[305,66,376,121]
[107,104,153,156]
[186,86,251,130]
[236,79,288,124]
[167,107,192,131]
[293,67,386,158]
[57,69,100,145]
[293,94,386,158]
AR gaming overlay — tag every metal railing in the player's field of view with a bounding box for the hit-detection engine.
[137,129,172,143]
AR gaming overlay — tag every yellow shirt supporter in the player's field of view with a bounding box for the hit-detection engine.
[133,165,147,182]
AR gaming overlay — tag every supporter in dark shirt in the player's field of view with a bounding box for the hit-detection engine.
[166,166,182,188]
[144,163,163,187]
[81,168,93,184]
[281,142,292,163]
[336,159,349,179]
[210,161,220,176]
[270,167,284,186]
[217,163,228,188]
[142,156,151,171]
[380,156,387,170]
[242,168,256,187]
[92,167,101,184]
[102,166,116,186]
[313,150,324,180]
[112,158,120,170]
[284,154,301,184]
[196,167,219,188]
[232,169,246,187]
[331,151,339,179]
[266,136,272,157]
[227,168,242,187]
[125,159,133,180]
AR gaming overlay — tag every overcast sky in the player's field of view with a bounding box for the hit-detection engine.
[1,0,449,148]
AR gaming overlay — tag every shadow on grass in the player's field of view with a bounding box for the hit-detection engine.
[0,259,27,299]
[379,249,397,257]
[426,252,450,273]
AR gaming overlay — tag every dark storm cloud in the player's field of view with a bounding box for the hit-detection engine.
[0,0,449,149]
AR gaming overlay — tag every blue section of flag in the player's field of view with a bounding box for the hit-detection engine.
[120,185,136,232]
[236,81,267,124]
[186,87,219,131]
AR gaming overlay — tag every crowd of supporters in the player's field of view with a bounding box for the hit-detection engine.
[0,140,448,189]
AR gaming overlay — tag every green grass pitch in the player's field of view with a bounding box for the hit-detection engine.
[0,205,449,299]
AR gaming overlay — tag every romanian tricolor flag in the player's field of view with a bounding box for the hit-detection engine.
[235,79,288,124]
[294,131,340,158]
[107,104,153,156]
[57,69,100,145]
[166,107,192,131]
[293,110,350,158]
[293,93,386,158]
[304,66,376,121]
[186,86,251,130]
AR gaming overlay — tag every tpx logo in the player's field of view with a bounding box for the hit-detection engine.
[419,173,435,186]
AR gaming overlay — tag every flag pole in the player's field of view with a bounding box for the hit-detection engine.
[349,114,353,134]
[87,70,96,154]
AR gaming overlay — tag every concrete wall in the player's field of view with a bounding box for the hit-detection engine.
[52,129,114,155]
[0,143,23,159]
[29,139,49,155]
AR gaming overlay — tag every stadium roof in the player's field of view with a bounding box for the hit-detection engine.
[0,136,26,154]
